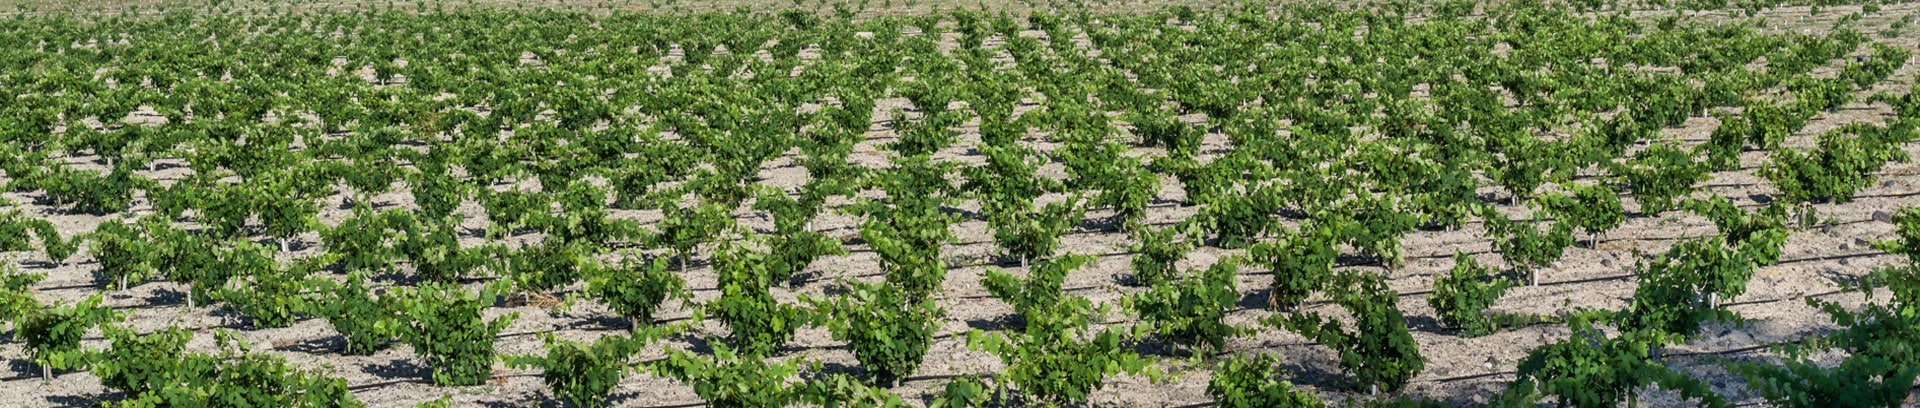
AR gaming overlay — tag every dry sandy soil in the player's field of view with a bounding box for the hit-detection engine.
[4,2,1920,408]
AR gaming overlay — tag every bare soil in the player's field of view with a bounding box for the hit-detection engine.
[4,2,1920,408]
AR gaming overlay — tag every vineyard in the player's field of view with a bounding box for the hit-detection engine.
[3,0,1920,406]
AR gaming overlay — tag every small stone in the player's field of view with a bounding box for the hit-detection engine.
[1841,243,1852,251]
[1875,210,1895,223]
[1856,238,1873,248]
[1600,258,1614,268]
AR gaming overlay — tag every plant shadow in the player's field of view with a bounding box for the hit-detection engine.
[1237,288,1274,312]
[964,313,1021,332]
[478,397,563,408]
[44,391,127,407]
[1275,357,1354,393]
[275,335,354,354]
[361,358,430,381]
[6,359,38,378]
[143,288,189,307]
